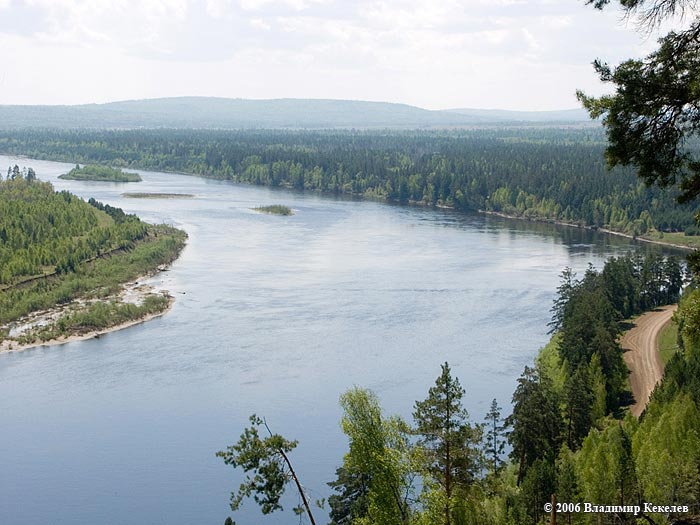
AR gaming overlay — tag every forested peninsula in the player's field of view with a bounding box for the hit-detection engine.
[2,128,699,249]
[0,166,186,351]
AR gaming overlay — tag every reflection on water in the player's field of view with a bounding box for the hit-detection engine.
[0,155,670,525]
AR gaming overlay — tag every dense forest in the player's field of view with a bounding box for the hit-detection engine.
[1,128,699,240]
[0,166,186,345]
[220,253,698,525]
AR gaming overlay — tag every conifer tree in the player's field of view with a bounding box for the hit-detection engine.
[413,362,480,525]
[507,366,563,485]
[483,398,506,474]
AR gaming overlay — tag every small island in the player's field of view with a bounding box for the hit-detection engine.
[59,164,142,182]
[253,204,294,216]
[122,192,194,199]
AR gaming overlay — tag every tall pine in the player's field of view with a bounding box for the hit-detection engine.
[413,362,480,525]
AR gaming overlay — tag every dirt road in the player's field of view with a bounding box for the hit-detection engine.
[621,304,677,417]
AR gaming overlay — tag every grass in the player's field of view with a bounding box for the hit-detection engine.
[0,224,187,328]
[658,319,680,366]
[16,294,170,345]
[253,204,294,216]
[639,230,700,250]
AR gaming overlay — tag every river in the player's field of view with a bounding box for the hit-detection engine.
[0,155,664,524]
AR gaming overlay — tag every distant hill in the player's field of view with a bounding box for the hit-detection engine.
[443,107,591,122]
[0,97,595,130]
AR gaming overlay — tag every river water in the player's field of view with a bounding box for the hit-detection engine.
[0,155,663,524]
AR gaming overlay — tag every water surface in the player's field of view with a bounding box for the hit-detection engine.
[0,155,664,524]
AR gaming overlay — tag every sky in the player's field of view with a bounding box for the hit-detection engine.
[0,0,675,110]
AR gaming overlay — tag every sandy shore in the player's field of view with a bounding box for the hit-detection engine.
[0,279,176,354]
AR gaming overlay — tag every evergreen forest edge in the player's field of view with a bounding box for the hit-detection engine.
[219,252,700,525]
[0,167,187,346]
[3,129,700,523]
[2,127,700,247]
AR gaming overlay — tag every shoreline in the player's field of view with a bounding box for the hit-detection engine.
[3,152,696,252]
[0,262,180,355]
[0,295,174,354]
[479,209,694,252]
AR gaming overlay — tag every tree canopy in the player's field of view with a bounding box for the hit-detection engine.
[578,1,700,204]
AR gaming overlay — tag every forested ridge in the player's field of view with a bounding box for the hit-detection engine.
[0,166,186,346]
[0,167,147,285]
[1,128,699,239]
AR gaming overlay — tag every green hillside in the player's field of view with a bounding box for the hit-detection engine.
[0,168,186,346]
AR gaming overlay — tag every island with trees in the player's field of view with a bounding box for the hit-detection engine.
[0,165,186,351]
[59,164,142,182]
[2,126,699,250]
[253,204,293,216]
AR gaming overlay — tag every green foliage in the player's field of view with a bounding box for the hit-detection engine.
[17,294,170,344]
[0,223,185,330]
[652,288,700,405]
[0,172,186,343]
[634,395,700,519]
[483,399,506,475]
[216,415,300,515]
[556,446,583,525]
[338,387,414,525]
[578,14,700,204]
[576,420,638,515]
[518,459,555,525]
[658,318,680,365]
[0,174,157,287]
[59,164,141,182]
[507,366,563,485]
[564,365,595,450]
[534,334,567,396]
[327,466,370,525]
[2,128,700,241]
[553,254,682,413]
[253,205,294,216]
[413,363,481,525]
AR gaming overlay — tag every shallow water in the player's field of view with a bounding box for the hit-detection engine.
[0,155,665,524]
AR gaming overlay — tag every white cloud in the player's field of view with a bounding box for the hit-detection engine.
[206,0,234,18]
[0,0,680,109]
[249,17,271,30]
[239,0,326,12]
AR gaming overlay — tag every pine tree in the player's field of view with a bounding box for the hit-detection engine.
[507,366,563,485]
[483,398,506,474]
[413,362,480,525]
[564,364,594,450]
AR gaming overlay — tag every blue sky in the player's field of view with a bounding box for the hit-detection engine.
[0,0,671,110]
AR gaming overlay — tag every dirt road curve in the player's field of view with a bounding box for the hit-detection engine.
[621,304,677,417]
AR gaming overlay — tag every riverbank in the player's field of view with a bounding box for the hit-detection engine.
[4,150,697,252]
[0,176,187,353]
[480,209,694,252]
[0,277,176,353]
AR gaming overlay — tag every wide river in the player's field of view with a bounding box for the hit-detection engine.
[0,155,666,524]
